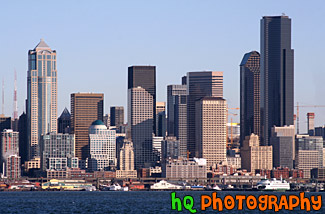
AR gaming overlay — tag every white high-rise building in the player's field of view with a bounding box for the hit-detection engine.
[88,120,116,171]
[27,39,57,159]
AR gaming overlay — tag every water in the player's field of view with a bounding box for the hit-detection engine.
[0,191,324,213]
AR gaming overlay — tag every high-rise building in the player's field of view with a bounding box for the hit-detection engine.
[116,140,137,178]
[27,39,57,159]
[187,71,223,157]
[241,134,273,172]
[240,51,260,145]
[103,114,110,128]
[167,84,187,156]
[1,129,21,179]
[307,113,315,136]
[88,120,116,171]
[195,97,226,169]
[128,66,156,133]
[70,93,104,160]
[40,132,76,171]
[128,66,156,169]
[110,106,124,129]
[296,135,323,167]
[156,102,166,137]
[260,16,294,145]
[58,108,71,134]
[161,136,180,161]
[18,112,28,164]
[270,125,295,168]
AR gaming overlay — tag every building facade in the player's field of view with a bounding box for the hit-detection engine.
[161,137,180,161]
[167,84,187,156]
[116,140,137,178]
[241,134,273,172]
[88,120,116,171]
[270,125,295,168]
[240,51,260,146]
[195,97,226,169]
[58,108,71,134]
[260,16,294,145]
[27,39,57,159]
[162,158,207,179]
[70,93,104,160]
[1,129,20,179]
[110,106,124,130]
[128,65,156,133]
[40,132,76,171]
[187,71,223,157]
[128,66,156,169]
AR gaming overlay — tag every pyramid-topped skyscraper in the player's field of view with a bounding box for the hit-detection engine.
[27,39,57,160]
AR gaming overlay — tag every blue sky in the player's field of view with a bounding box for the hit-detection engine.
[0,0,324,133]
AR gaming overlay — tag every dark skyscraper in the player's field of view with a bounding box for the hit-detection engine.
[128,66,156,134]
[110,106,124,130]
[18,112,28,164]
[260,16,294,145]
[240,51,260,146]
[187,71,223,157]
[167,84,187,156]
[58,107,71,134]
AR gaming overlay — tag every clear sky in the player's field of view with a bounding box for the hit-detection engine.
[0,0,324,133]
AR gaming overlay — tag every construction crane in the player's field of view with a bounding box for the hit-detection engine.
[226,106,239,148]
[295,102,325,134]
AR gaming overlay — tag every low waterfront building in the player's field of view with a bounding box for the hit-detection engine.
[241,134,272,172]
[162,158,207,179]
[24,157,40,172]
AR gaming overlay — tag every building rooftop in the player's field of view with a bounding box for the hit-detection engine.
[34,39,50,50]
[91,120,105,126]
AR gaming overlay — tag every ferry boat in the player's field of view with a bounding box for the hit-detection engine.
[205,184,221,191]
[256,177,290,191]
[109,183,122,191]
[150,180,183,190]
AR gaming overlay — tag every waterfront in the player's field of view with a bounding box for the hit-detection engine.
[0,191,324,213]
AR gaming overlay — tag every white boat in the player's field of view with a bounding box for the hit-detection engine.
[85,186,96,191]
[121,186,129,191]
[256,177,290,191]
[205,184,221,191]
[109,183,122,191]
[150,180,183,190]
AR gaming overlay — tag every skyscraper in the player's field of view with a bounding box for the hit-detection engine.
[240,51,260,146]
[167,85,187,156]
[195,97,227,169]
[128,66,156,133]
[27,39,57,159]
[58,108,71,134]
[70,93,103,160]
[187,71,223,157]
[156,102,166,137]
[110,106,124,129]
[270,125,295,169]
[260,16,294,145]
[128,66,156,169]
[88,120,116,171]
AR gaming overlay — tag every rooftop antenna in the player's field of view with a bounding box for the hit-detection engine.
[2,78,4,115]
[13,69,18,119]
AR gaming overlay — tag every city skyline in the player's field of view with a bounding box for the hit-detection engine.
[1,1,325,134]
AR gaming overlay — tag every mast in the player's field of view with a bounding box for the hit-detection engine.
[13,69,18,119]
